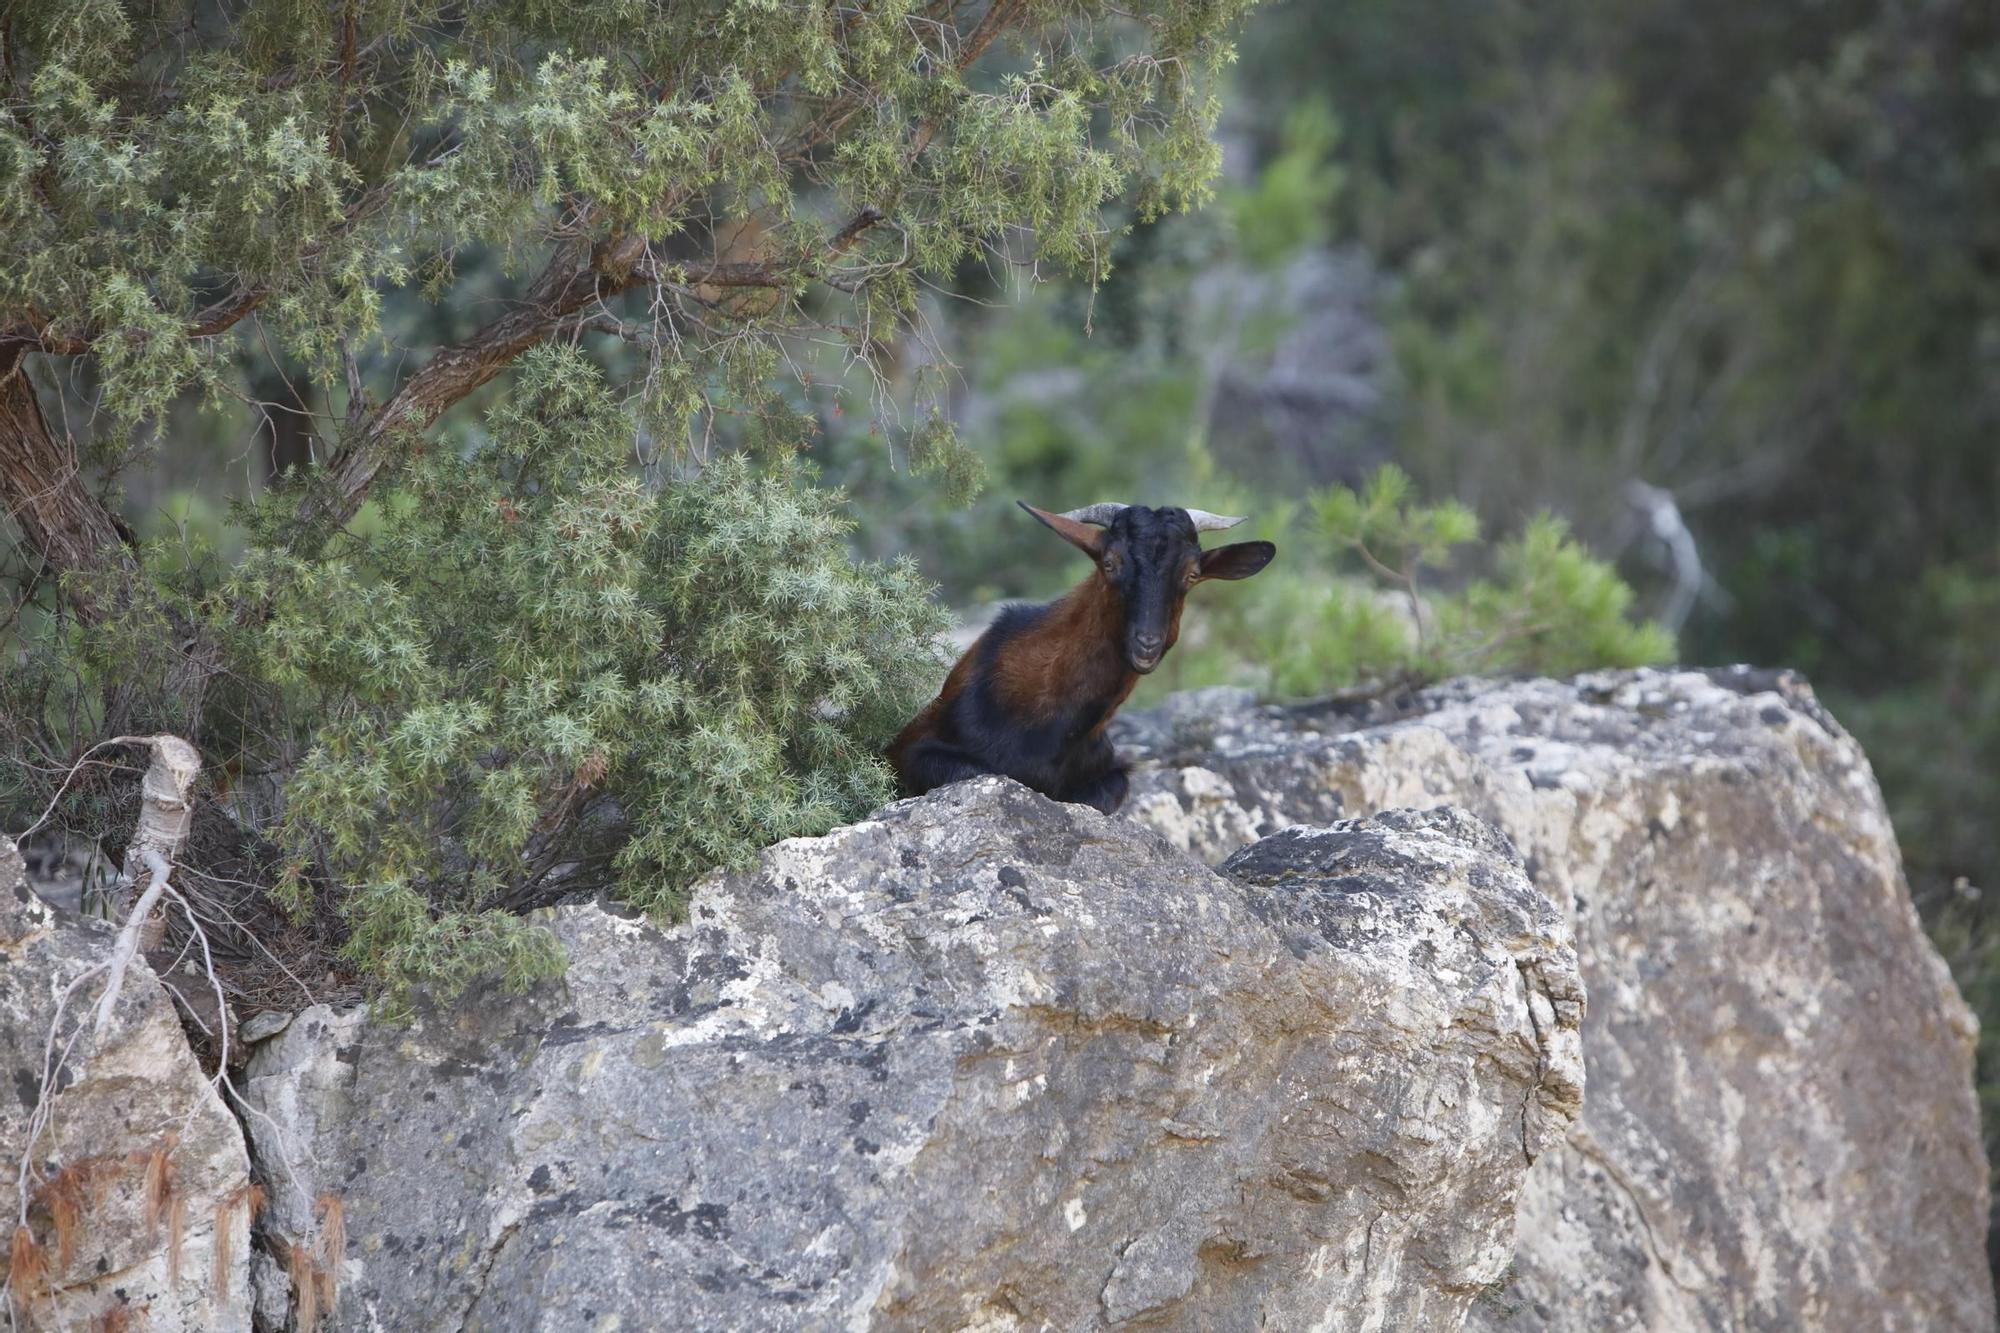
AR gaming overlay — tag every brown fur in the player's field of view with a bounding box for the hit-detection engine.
[889,571,1143,775]
[889,504,1272,810]
[891,564,1199,765]
[886,651,976,773]
[989,576,1130,722]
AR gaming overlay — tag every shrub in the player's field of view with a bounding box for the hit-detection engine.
[1158,465,1674,698]
[218,349,948,1001]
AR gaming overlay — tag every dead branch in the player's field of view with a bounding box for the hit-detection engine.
[92,737,201,1039]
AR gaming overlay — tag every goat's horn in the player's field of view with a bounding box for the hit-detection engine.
[1182,508,1247,532]
[1059,503,1129,527]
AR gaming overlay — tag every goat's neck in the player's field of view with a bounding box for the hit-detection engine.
[994,576,1135,723]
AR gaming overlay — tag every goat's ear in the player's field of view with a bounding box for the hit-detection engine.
[1197,541,1276,582]
[1018,502,1106,557]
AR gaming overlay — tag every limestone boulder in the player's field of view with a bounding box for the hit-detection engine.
[0,834,253,1331]
[1119,668,1993,1332]
[241,782,1581,1331]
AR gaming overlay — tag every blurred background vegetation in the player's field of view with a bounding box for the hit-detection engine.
[2,0,1994,1234]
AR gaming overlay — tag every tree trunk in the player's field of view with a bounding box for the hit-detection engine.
[0,341,218,735]
[0,341,137,623]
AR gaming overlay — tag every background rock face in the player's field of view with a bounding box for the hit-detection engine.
[0,834,252,1332]
[1118,668,1994,1332]
[242,784,1581,1332]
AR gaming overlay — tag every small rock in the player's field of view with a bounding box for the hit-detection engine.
[238,1010,294,1044]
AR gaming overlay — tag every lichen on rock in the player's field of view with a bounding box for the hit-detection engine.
[1118,667,1993,1332]
[240,779,1580,1331]
[0,835,253,1332]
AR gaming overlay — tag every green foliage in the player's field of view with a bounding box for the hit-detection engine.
[1,0,1259,442]
[1164,467,1671,697]
[1228,102,1343,267]
[827,288,1215,607]
[0,0,1264,1006]
[1832,558,2000,1182]
[212,348,946,1001]
[1236,0,2000,1213]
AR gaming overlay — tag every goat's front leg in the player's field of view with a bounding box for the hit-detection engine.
[895,736,999,796]
[1066,759,1130,815]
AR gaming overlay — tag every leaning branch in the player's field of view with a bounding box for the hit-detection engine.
[91,848,172,1038]
[292,206,891,543]
[12,285,269,359]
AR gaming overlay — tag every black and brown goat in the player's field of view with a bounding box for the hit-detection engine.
[888,502,1275,813]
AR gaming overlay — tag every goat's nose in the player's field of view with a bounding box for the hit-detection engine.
[1134,633,1164,655]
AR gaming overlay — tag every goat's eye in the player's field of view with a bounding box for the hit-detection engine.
[1102,552,1123,576]
[1183,565,1200,587]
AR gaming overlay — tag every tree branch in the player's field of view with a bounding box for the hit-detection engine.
[293,207,890,542]
[287,241,624,540]
[15,286,269,359]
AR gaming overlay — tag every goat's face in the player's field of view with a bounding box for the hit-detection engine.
[1020,502,1277,675]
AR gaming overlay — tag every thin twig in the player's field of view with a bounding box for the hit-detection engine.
[91,849,172,1039]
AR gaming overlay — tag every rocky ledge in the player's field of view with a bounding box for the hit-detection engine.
[239,788,1579,1332]
[1,668,1987,1332]
[1,828,252,1329]
[1117,667,1991,1331]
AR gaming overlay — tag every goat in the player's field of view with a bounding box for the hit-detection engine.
[888,502,1276,813]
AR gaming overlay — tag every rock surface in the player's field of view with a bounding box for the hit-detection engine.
[1117,668,1993,1332]
[0,834,253,1331]
[241,782,1582,1332]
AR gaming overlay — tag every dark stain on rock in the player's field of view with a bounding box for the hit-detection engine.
[996,864,1048,916]
[546,1013,621,1046]
[14,1068,38,1110]
[688,951,749,987]
[645,1194,730,1242]
[832,999,876,1035]
[528,1192,583,1224]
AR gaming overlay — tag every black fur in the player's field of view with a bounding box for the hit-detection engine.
[891,505,1275,815]
[893,605,1131,814]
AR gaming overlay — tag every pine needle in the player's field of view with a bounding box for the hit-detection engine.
[314,1192,346,1316]
[6,1225,49,1305]
[286,1241,320,1333]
